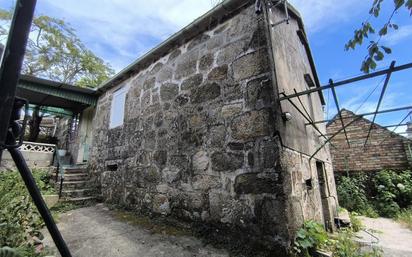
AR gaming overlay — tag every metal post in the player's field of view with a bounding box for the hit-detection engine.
[8,147,72,257]
[0,1,72,256]
[364,61,395,147]
[0,0,36,146]
[280,92,333,144]
[306,105,412,125]
[330,79,350,147]
[278,62,412,102]
[310,116,362,161]
[378,111,411,146]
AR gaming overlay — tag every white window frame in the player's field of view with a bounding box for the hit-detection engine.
[109,86,128,129]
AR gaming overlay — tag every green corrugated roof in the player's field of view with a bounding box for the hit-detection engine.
[18,79,98,106]
[29,105,73,117]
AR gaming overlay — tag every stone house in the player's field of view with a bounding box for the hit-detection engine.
[83,0,338,254]
[327,109,412,174]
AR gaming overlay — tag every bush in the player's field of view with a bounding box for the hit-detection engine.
[293,220,383,257]
[337,174,377,217]
[373,170,412,217]
[293,220,329,256]
[0,169,55,256]
[337,170,412,218]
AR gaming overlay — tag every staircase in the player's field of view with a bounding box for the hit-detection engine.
[54,165,99,204]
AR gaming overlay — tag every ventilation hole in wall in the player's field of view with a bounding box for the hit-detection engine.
[304,73,315,88]
[305,179,313,190]
[107,164,118,171]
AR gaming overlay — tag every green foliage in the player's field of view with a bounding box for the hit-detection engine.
[337,170,412,218]
[396,208,412,230]
[0,170,55,256]
[337,174,378,217]
[293,220,329,256]
[293,221,383,257]
[332,230,383,257]
[374,170,412,217]
[349,213,363,232]
[0,9,114,87]
[345,0,412,73]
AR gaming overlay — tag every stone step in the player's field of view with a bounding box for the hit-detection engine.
[60,188,94,198]
[60,180,91,190]
[63,168,87,175]
[60,173,89,182]
[61,196,100,205]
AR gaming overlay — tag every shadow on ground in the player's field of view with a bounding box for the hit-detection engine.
[43,203,229,257]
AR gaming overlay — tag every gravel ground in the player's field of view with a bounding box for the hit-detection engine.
[42,203,229,257]
[356,216,412,257]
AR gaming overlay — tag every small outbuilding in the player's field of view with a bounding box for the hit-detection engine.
[81,0,338,254]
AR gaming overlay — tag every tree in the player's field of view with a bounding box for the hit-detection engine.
[345,0,412,73]
[0,9,114,87]
[0,9,115,141]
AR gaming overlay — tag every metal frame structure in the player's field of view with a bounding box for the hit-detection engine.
[278,61,412,161]
[0,1,72,256]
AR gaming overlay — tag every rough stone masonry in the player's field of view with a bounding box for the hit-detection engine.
[88,0,338,254]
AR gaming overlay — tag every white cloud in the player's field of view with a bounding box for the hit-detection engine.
[288,0,368,32]
[35,0,215,71]
[381,25,412,46]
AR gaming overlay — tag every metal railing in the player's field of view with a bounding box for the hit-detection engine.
[53,149,66,198]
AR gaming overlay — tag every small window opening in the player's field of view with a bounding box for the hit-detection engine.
[305,179,313,190]
[110,86,127,128]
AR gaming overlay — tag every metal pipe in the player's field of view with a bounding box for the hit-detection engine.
[307,106,412,125]
[330,80,350,147]
[378,111,411,146]
[280,93,335,146]
[279,61,412,101]
[8,147,72,257]
[364,61,395,147]
[310,117,362,161]
[321,123,409,137]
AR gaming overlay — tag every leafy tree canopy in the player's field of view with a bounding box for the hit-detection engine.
[345,0,412,73]
[0,9,114,87]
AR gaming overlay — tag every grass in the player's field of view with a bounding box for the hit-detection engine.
[396,209,412,230]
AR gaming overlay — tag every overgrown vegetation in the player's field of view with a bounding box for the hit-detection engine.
[396,208,412,230]
[0,169,55,257]
[293,220,383,257]
[337,169,412,218]
[337,174,378,217]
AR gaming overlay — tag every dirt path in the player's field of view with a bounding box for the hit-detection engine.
[356,216,412,257]
[43,203,228,257]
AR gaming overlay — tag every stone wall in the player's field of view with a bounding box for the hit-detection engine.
[327,109,412,173]
[88,3,336,254]
[267,6,338,232]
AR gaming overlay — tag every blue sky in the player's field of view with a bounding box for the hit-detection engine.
[1,0,411,132]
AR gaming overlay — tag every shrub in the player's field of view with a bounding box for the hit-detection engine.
[293,220,329,257]
[337,174,377,217]
[0,169,54,256]
[373,170,412,217]
[337,170,412,218]
[293,220,383,257]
